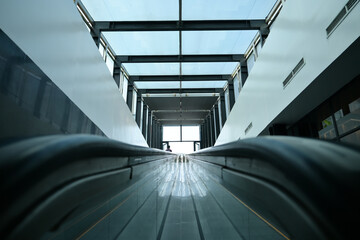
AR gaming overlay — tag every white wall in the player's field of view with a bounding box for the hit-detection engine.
[0,0,148,147]
[216,0,360,145]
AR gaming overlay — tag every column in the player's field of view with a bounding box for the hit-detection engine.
[203,120,207,148]
[227,79,235,111]
[147,110,152,145]
[159,123,162,149]
[90,31,100,48]
[126,82,134,111]
[220,92,227,127]
[214,102,220,139]
[239,62,248,86]
[200,124,204,149]
[206,116,211,148]
[142,104,147,138]
[160,125,163,150]
[113,65,121,88]
[209,110,215,146]
[151,117,156,148]
[135,94,142,128]
[155,121,159,149]
[260,27,270,47]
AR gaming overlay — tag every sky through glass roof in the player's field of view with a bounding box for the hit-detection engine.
[103,32,179,55]
[135,81,180,89]
[123,63,180,75]
[79,0,280,129]
[182,62,238,75]
[82,0,179,21]
[135,81,227,89]
[182,0,277,20]
[182,30,258,54]
[83,0,277,21]
[123,62,238,76]
[82,0,278,78]
[182,81,227,89]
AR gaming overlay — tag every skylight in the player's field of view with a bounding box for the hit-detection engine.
[182,30,258,54]
[82,0,179,21]
[182,0,277,20]
[103,31,179,55]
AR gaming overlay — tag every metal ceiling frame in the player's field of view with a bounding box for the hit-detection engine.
[153,110,210,113]
[142,93,220,98]
[93,20,269,34]
[116,54,245,63]
[130,74,231,81]
[76,0,276,133]
[140,88,223,94]
[158,119,204,121]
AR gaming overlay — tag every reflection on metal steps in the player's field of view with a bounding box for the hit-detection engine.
[72,161,288,240]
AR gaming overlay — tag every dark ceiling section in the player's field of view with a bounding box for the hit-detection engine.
[143,96,218,112]
[143,95,217,125]
[181,97,218,110]
[159,119,205,125]
[117,54,244,63]
[130,75,231,82]
[153,111,209,120]
[141,88,223,94]
[93,20,268,32]
[143,97,181,111]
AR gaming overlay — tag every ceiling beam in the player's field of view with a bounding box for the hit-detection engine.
[117,54,245,63]
[153,110,210,113]
[142,93,220,97]
[130,75,231,82]
[93,20,268,33]
[158,119,204,121]
[140,88,223,94]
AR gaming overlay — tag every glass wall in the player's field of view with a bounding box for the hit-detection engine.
[182,126,201,141]
[163,126,181,141]
[163,142,195,154]
[163,125,200,153]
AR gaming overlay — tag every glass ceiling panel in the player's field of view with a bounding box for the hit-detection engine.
[103,32,179,55]
[123,63,180,75]
[135,81,180,89]
[82,0,179,21]
[182,0,277,20]
[182,30,257,54]
[182,62,238,75]
[181,81,227,89]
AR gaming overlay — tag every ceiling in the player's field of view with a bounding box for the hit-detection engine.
[79,0,278,126]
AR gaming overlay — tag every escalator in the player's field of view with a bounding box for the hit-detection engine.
[0,135,359,239]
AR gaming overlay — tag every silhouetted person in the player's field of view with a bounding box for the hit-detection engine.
[165,145,172,152]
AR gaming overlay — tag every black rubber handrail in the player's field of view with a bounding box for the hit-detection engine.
[188,136,360,239]
[1,135,359,239]
[0,134,174,239]
[0,134,173,191]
